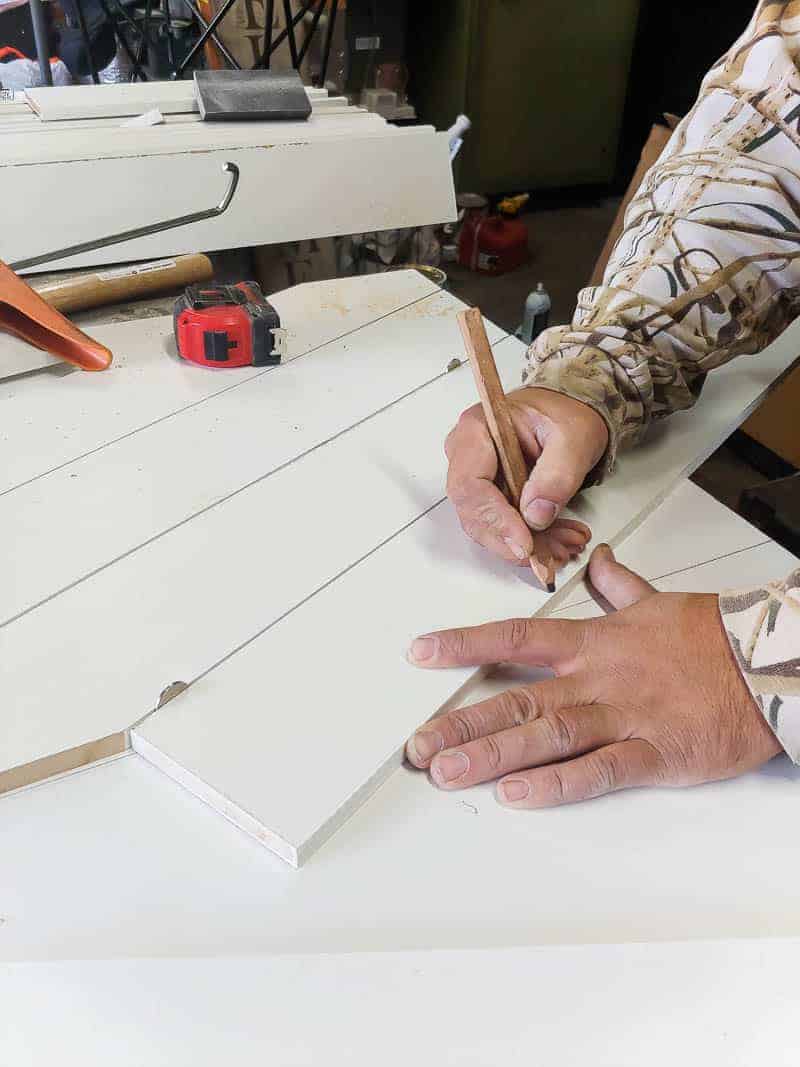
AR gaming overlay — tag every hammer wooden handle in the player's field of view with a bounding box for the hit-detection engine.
[457,306,555,591]
[32,253,214,315]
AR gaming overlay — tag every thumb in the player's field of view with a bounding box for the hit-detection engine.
[587,543,655,611]
[518,432,588,530]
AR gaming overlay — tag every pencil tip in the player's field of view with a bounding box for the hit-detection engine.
[546,582,556,594]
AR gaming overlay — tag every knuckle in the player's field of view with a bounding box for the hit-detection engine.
[539,711,576,757]
[442,629,469,661]
[477,733,504,772]
[447,710,479,745]
[474,502,503,531]
[500,618,533,655]
[571,620,596,665]
[495,688,536,727]
[586,751,622,795]
[549,767,567,803]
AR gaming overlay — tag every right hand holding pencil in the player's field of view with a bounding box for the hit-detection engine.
[445,386,608,566]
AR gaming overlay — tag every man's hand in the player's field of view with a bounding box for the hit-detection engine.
[445,386,608,565]
[405,545,780,806]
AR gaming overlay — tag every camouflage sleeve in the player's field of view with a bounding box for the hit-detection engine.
[720,568,800,763]
[523,1,800,471]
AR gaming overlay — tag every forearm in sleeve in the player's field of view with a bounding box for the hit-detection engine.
[720,567,800,763]
[524,1,800,469]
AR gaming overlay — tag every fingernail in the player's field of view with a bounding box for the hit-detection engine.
[407,729,443,765]
[499,778,530,803]
[523,499,558,530]
[433,751,469,784]
[503,537,528,561]
[407,636,436,664]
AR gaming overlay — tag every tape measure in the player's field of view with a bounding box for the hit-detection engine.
[173,281,286,369]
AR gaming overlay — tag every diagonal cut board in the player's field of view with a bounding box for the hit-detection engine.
[132,328,800,866]
[3,129,455,272]
[0,281,503,793]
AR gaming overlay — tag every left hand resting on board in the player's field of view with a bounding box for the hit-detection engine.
[405,544,780,807]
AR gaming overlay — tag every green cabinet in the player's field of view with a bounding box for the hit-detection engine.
[409,0,641,192]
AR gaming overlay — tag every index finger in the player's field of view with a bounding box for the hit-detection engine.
[407,616,588,671]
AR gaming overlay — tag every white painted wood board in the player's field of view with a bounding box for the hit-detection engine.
[3,110,392,164]
[0,331,63,381]
[0,269,439,489]
[133,325,800,866]
[3,131,456,271]
[25,80,200,119]
[0,111,200,131]
[1,287,500,623]
[0,96,353,133]
[3,942,799,1067]
[548,479,770,615]
[24,81,329,121]
[0,319,511,794]
[0,93,29,116]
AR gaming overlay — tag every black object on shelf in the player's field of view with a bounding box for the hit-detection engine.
[194,68,312,120]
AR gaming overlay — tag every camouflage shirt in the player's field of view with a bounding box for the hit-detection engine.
[524,0,800,761]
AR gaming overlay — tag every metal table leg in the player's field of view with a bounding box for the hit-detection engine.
[28,0,53,86]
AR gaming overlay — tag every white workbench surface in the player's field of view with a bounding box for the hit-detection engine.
[2,483,798,1064]
[2,275,799,1063]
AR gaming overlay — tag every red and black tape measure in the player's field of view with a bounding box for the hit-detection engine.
[173,281,286,369]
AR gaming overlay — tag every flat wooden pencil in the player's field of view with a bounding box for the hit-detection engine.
[457,306,556,592]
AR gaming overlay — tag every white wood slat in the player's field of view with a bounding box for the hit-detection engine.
[25,81,199,119]
[25,82,330,121]
[3,132,456,271]
[4,942,799,1066]
[1,288,503,623]
[0,94,31,116]
[133,325,800,866]
[0,97,354,133]
[3,111,392,164]
[548,480,769,615]
[0,332,62,381]
[0,113,202,131]
[0,308,510,785]
[0,270,439,489]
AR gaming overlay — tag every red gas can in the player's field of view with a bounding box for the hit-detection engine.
[458,193,530,276]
